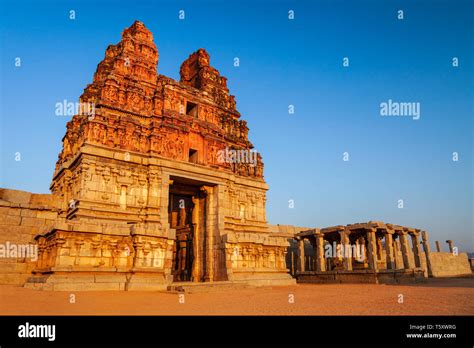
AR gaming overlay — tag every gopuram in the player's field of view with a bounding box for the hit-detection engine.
[22,21,293,290]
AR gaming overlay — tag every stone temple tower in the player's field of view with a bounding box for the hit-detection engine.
[27,21,293,290]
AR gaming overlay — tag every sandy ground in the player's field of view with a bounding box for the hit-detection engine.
[1,278,473,315]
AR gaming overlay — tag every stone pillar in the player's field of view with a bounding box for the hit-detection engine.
[366,229,378,271]
[376,236,383,261]
[392,238,400,269]
[292,250,296,275]
[315,234,326,272]
[421,231,433,277]
[358,237,366,267]
[298,238,305,272]
[411,233,422,268]
[435,240,441,252]
[204,186,214,282]
[385,231,395,270]
[399,232,414,269]
[145,167,161,222]
[179,205,186,227]
[339,230,352,271]
[191,195,200,281]
[446,240,454,253]
[161,175,173,230]
[215,185,226,281]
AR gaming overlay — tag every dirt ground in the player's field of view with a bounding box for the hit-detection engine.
[1,278,473,315]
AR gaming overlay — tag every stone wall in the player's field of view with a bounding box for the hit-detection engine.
[27,221,175,291]
[0,189,61,285]
[268,225,311,235]
[268,225,311,276]
[429,252,472,277]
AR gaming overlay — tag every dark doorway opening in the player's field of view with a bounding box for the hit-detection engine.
[186,101,198,117]
[169,192,194,281]
[188,149,198,164]
[169,179,207,282]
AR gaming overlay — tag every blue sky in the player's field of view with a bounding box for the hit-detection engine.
[0,0,472,251]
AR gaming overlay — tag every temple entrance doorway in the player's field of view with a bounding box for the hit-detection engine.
[168,177,208,282]
[169,193,194,281]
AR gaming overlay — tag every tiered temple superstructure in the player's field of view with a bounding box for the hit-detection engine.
[26,21,292,290]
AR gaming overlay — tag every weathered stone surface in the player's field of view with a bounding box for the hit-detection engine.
[429,252,472,277]
[55,21,263,181]
[0,21,292,290]
[0,189,60,285]
[0,189,32,204]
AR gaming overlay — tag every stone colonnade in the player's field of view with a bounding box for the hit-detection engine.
[296,222,430,273]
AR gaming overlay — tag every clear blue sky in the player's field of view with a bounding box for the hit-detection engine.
[0,0,472,251]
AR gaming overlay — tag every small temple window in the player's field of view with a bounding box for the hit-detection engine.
[188,149,198,163]
[186,101,198,117]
